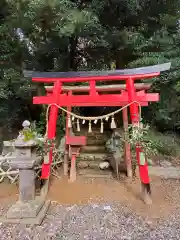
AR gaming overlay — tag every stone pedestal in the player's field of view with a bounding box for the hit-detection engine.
[0,121,50,225]
[6,158,47,223]
[19,169,35,202]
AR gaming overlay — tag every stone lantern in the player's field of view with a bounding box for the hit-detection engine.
[3,120,50,225]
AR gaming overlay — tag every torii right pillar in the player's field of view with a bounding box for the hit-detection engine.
[126,76,152,204]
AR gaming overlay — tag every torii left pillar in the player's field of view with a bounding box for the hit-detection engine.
[41,81,62,179]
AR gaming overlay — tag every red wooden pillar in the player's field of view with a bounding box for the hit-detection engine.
[122,107,132,178]
[126,77,152,204]
[41,80,62,179]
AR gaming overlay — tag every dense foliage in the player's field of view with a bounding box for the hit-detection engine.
[1,0,180,134]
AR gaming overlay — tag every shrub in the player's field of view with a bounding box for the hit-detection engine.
[148,130,180,157]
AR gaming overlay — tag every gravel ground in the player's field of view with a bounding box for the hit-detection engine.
[0,202,180,240]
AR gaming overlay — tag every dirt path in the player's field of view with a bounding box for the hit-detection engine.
[0,175,179,222]
[47,176,180,222]
[0,176,180,239]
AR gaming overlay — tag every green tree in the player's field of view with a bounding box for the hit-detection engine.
[1,0,180,134]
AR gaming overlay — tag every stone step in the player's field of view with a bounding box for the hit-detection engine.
[77,160,105,169]
[78,169,113,179]
[86,138,107,146]
[75,133,111,138]
[78,153,109,162]
[75,131,110,138]
[148,166,180,179]
[74,128,112,135]
[81,145,106,153]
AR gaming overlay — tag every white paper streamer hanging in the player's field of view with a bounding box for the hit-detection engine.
[77,119,80,131]
[100,120,104,133]
[88,121,92,133]
[110,116,116,129]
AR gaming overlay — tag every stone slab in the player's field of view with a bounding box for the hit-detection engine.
[14,139,37,147]
[9,158,36,169]
[78,169,113,178]
[148,166,180,179]
[79,174,113,179]
[0,200,50,225]
[81,145,106,153]
[78,153,108,161]
[7,196,45,219]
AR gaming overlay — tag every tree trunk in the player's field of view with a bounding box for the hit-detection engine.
[69,36,78,71]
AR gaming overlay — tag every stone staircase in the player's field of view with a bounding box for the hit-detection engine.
[74,127,113,178]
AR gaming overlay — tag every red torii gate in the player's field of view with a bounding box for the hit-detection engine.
[45,83,153,181]
[27,62,171,203]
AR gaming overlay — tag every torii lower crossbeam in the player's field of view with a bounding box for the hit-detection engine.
[33,91,159,106]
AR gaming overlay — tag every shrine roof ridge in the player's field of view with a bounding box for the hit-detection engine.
[24,62,171,78]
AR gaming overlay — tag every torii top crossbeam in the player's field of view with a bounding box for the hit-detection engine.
[24,62,170,81]
[28,63,171,107]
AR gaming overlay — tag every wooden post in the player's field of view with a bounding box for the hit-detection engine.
[126,77,152,204]
[69,154,77,182]
[41,80,62,179]
[122,107,132,178]
[64,91,72,176]
[64,145,69,177]
[64,109,69,176]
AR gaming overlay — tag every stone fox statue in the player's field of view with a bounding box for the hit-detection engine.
[106,129,136,179]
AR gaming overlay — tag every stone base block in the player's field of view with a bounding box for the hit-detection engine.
[0,198,50,225]
[7,196,45,219]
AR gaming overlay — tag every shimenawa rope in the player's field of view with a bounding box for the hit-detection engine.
[44,101,142,137]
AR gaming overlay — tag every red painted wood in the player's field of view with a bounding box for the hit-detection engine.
[126,77,150,184]
[67,135,87,181]
[136,146,150,184]
[33,96,55,104]
[34,71,161,182]
[33,96,150,106]
[32,72,160,83]
[66,136,86,146]
[33,93,159,106]
[41,81,62,179]
[90,80,96,96]
[126,77,140,123]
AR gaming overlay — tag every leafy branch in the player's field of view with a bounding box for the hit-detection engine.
[126,122,158,157]
[20,126,56,157]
